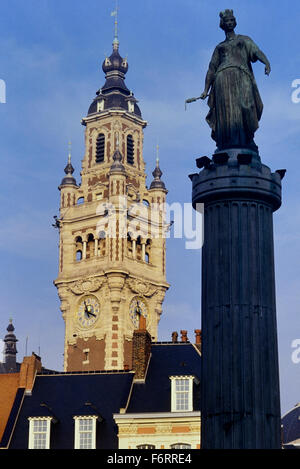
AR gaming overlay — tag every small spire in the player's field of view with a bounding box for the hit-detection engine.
[3,319,18,372]
[68,140,72,165]
[110,146,125,173]
[111,0,119,50]
[150,147,166,190]
[156,143,160,167]
[60,142,77,186]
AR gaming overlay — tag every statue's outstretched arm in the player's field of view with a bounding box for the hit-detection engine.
[255,49,271,75]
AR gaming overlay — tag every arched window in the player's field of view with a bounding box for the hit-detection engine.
[96,133,105,163]
[145,239,151,264]
[136,236,142,261]
[127,233,132,256]
[75,236,83,262]
[86,234,95,259]
[170,443,191,449]
[137,444,155,449]
[127,135,134,165]
[76,250,83,262]
[97,231,106,257]
[77,197,84,205]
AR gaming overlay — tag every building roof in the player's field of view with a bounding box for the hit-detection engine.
[282,403,300,446]
[1,342,201,449]
[3,371,134,449]
[126,343,201,414]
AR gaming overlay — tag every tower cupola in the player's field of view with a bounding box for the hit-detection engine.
[60,144,77,187]
[87,38,141,117]
[150,158,166,190]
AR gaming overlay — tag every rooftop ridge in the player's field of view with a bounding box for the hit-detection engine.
[38,369,135,376]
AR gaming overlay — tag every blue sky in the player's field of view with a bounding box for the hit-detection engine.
[0,0,299,415]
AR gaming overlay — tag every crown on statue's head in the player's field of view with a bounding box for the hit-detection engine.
[219,9,234,19]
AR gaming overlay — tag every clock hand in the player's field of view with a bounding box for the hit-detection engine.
[84,301,91,317]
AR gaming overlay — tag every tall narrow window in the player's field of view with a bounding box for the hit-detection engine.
[28,418,52,449]
[170,376,194,412]
[96,133,105,163]
[86,234,95,259]
[127,135,134,165]
[75,237,83,262]
[74,416,97,449]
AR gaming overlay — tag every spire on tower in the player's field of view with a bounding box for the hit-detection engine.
[150,146,166,190]
[86,2,142,119]
[110,136,125,174]
[60,142,77,187]
[3,319,18,373]
[111,0,119,50]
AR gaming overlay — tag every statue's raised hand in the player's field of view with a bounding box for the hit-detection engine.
[265,64,271,76]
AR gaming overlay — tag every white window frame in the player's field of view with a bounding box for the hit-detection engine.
[170,376,194,412]
[171,443,192,449]
[128,101,134,113]
[74,416,97,449]
[28,417,52,449]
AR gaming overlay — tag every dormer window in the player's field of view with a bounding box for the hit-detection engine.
[127,135,134,165]
[170,376,194,412]
[96,133,105,163]
[97,99,104,112]
[74,416,97,449]
[28,417,52,449]
[128,101,134,113]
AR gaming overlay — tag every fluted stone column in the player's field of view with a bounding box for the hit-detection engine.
[190,149,285,449]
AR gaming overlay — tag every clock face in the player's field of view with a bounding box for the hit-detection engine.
[77,296,100,329]
[129,297,148,328]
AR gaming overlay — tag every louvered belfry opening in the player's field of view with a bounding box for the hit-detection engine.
[127,135,134,165]
[96,133,105,163]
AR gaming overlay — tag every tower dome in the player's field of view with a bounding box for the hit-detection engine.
[87,41,141,118]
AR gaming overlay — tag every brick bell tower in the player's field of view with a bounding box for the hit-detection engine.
[54,33,169,372]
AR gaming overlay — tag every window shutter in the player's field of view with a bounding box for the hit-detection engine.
[96,133,105,163]
[127,135,134,165]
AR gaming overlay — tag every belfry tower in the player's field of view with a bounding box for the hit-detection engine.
[54,33,169,372]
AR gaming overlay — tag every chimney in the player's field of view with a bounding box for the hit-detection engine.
[195,329,202,352]
[172,331,178,343]
[180,330,188,342]
[132,317,151,380]
[19,353,42,394]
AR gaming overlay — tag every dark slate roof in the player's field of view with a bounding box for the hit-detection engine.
[282,403,300,445]
[126,343,201,413]
[4,371,134,450]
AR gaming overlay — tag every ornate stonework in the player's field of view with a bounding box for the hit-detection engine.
[54,70,169,372]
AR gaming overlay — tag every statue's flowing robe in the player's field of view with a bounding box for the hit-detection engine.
[206,35,263,150]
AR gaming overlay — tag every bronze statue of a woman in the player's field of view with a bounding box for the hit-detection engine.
[190,10,271,152]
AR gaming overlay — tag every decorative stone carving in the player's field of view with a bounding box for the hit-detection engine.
[127,278,158,297]
[68,277,104,295]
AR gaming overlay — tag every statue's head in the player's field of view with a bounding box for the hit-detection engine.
[219,9,237,31]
